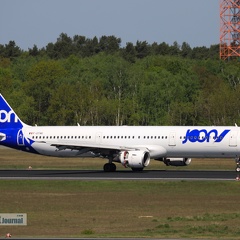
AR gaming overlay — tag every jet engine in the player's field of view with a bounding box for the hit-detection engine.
[119,150,150,169]
[156,157,191,166]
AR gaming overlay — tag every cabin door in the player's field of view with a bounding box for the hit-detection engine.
[229,131,238,147]
[95,132,102,144]
[169,132,176,146]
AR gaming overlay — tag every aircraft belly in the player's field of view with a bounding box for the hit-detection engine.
[166,144,239,158]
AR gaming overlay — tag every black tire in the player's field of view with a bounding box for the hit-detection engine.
[110,163,116,172]
[103,163,116,172]
[131,167,144,172]
[103,163,111,172]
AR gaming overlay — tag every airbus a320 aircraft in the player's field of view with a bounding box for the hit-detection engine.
[0,94,239,172]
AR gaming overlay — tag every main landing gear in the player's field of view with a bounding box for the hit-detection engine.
[103,154,117,172]
[103,162,116,172]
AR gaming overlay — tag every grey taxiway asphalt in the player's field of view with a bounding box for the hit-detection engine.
[0,169,237,180]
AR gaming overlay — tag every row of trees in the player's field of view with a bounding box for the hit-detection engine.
[0,33,219,62]
[0,49,239,126]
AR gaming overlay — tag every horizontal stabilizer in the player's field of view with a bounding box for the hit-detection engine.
[0,133,6,141]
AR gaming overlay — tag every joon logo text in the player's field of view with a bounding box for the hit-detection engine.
[0,110,18,123]
[182,129,230,144]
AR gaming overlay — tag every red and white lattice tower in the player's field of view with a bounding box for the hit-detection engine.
[220,0,240,60]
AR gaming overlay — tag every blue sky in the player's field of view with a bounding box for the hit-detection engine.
[0,0,219,50]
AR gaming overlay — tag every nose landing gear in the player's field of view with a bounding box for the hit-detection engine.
[235,158,240,180]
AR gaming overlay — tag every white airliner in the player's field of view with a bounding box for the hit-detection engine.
[0,94,239,172]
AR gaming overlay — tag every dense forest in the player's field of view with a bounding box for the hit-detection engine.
[0,33,239,126]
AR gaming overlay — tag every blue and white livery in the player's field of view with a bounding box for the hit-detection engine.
[0,94,239,172]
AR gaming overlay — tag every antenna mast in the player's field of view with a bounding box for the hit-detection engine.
[220,0,240,60]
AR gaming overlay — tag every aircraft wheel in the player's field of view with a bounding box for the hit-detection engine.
[111,163,116,172]
[103,163,111,172]
[131,167,143,172]
[103,163,116,172]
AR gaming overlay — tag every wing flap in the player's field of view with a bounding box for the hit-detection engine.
[50,141,140,151]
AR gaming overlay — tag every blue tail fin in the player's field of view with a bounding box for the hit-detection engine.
[0,94,35,151]
[0,94,25,129]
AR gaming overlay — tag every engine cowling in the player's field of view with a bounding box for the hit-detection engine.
[119,150,150,169]
[162,157,191,166]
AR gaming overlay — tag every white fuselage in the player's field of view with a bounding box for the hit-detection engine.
[22,125,240,159]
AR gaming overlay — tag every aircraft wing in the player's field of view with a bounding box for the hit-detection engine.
[34,140,144,157]
[50,141,140,151]
[33,140,166,158]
